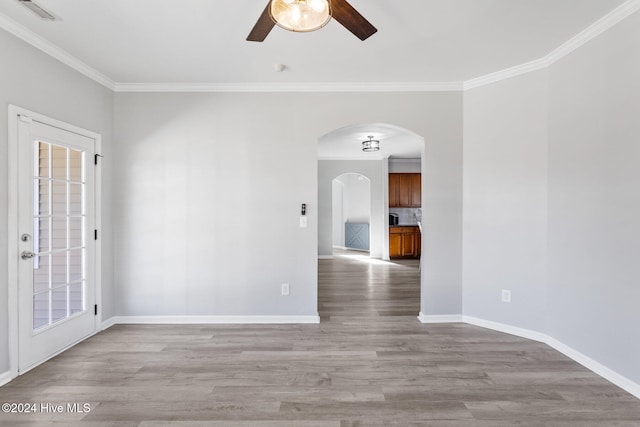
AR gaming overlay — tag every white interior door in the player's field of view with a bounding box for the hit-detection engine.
[16,115,97,373]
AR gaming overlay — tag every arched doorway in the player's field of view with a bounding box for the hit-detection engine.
[317,122,425,318]
[332,173,372,255]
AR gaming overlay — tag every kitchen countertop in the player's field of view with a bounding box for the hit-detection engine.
[390,223,422,233]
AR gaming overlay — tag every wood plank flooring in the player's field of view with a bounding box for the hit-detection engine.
[1,250,639,426]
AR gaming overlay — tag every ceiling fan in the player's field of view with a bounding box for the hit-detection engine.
[247,0,377,42]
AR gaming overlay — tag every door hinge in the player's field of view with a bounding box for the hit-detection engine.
[94,229,98,240]
[94,154,103,165]
[94,304,98,316]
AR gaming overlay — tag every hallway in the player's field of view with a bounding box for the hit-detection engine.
[319,249,420,319]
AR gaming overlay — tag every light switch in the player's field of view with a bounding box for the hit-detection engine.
[299,216,308,228]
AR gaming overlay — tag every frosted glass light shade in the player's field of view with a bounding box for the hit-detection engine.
[270,0,331,33]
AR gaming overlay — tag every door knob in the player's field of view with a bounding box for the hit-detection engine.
[21,251,36,260]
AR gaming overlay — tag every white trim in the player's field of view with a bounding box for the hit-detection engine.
[101,317,117,330]
[546,336,640,400]
[108,315,321,325]
[0,13,115,90]
[0,370,11,387]
[113,81,463,93]
[546,0,640,66]
[461,316,640,400]
[462,315,547,343]
[7,106,20,381]
[464,58,548,90]
[9,105,103,140]
[93,134,103,334]
[465,0,640,90]
[417,313,463,323]
[318,255,334,260]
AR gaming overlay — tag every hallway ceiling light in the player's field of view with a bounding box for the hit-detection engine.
[362,136,380,152]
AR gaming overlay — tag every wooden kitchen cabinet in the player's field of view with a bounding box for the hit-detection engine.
[389,173,421,208]
[389,232,403,259]
[410,173,421,207]
[389,226,421,259]
[388,174,400,207]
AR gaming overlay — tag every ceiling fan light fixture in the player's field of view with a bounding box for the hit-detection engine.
[270,0,331,33]
[362,136,380,152]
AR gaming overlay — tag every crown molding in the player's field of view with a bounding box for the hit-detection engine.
[1,0,638,94]
[0,13,115,90]
[547,0,640,65]
[464,57,549,91]
[113,81,463,93]
[465,0,640,90]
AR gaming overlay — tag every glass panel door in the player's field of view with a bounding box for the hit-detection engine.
[32,142,86,331]
[16,113,97,373]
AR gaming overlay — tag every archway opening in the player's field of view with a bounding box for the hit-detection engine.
[332,173,371,255]
[317,122,425,319]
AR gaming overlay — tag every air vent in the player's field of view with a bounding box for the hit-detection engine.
[17,0,57,21]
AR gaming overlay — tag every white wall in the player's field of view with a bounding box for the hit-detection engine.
[343,174,371,223]
[547,10,640,385]
[463,69,549,332]
[331,174,371,249]
[462,9,640,387]
[0,28,114,375]
[116,91,464,318]
[389,158,421,173]
[113,93,318,316]
[331,179,345,247]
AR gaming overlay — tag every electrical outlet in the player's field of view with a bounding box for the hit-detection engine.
[281,283,290,296]
[501,289,512,303]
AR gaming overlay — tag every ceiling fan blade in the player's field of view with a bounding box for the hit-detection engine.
[247,1,275,42]
[331,0,377,41]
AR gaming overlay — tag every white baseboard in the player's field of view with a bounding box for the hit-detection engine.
[0,370,12,387]
[318,255,334,260]
[546,336,640,400]
[462,315,547,343]
[461,316,640,400]
[101,316,117,330]
[108,315,321,325]
[417,312,463,323]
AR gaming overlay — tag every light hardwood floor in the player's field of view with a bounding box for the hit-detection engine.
[1,250,639,426]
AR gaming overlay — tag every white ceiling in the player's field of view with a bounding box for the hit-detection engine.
[318,123,423,160]
[0,0,628,85]
[1,0,632,159]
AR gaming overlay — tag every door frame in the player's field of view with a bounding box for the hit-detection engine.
[7,105,102,379]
